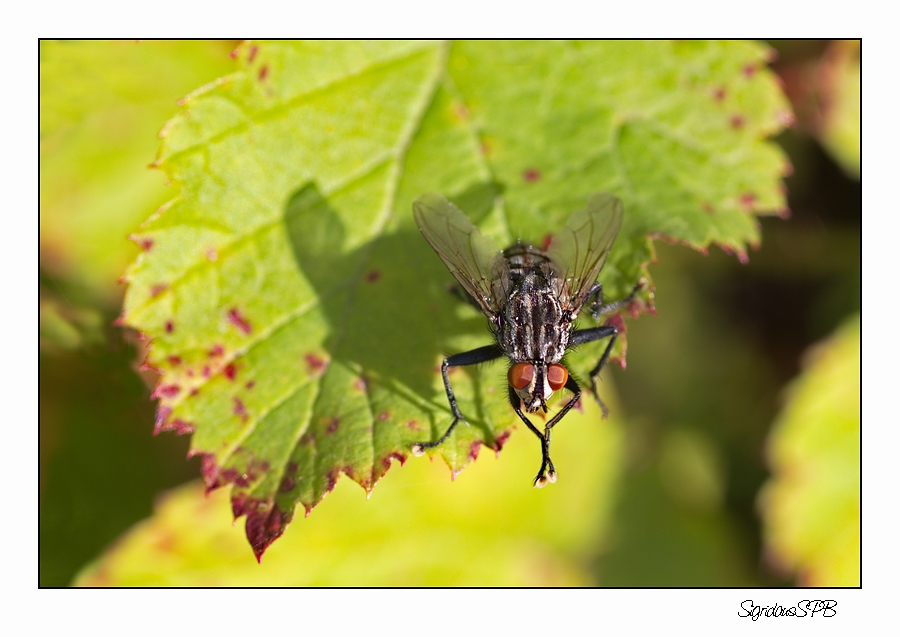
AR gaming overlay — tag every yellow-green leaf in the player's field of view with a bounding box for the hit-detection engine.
[760,315,860,586]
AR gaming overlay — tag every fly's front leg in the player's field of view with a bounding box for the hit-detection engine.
[569,325,618,418]
[508,386,557,487]
[412,344,503,456]
[531,374,583,486]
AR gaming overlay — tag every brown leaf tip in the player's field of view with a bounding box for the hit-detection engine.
[245,502,292,563]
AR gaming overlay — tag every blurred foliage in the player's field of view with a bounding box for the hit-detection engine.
[39,40,859,587]
[760,315,860,586]
[770,39,860,179]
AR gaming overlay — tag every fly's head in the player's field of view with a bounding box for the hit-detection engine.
[508,361,569,413]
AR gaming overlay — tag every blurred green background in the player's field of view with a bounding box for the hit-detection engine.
[39,40,860,587]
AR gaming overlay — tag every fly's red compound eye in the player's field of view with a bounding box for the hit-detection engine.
[547,364,568,391]
[508,362,535,390]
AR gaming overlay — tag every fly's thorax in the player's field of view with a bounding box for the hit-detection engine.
[498,273,572,362]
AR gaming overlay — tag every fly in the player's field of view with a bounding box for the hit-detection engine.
[411,192,642,487]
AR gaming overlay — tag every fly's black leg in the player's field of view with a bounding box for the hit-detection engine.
[508,385,557,488]
[569,325,618,418]
[412,344,503,456]
[588,279,645,319]
[544,374,582,437]
[509,375,583,488]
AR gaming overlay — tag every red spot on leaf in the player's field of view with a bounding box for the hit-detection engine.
[702,201,715,214]
[186,369,195,377]
[190,388,199,396]
[468,440,482,461]
[366,269,381,283]
[326,417,340,435]
[406,420,422,431]
[150,284,168,297]
[200,454,222,491]
[739,192,757,209]
[233,397,248,421]
[224,363,237,381]
[165,321,174,334]
[129,234,154,251]
[169,419,195,435]
[730,114,745,129]
[229,47,239,59]
[381,451,406,471]
[209,345,225,359]
[452,103,469,120]
[743,63,757,78]
[480,140,493,156]
[248,45,258,63]
[206,248,218,262]
[202,365,211,378]
[777,109,796,128]
[167,355,182,366]
[492,430,511,456]
[304,353,327,374]
[712,86,726,101]
[605,312,627,335]
[378,411,390,422]
[354,377,369,392]
[153,384,181,399]
[522,168,541,183]
[325,468,341,493]
[113,315,126,327]
[246,380,256,389]
[541,234,553,250]
[227,308,252,334]
[279,474,296,493]
[258,65,269,81]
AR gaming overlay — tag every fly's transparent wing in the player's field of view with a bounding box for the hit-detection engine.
[547,193,623,313]
[413,193,504,316]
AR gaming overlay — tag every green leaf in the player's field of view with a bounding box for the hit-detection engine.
[759,315,860,586]
[122,40,792,557]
